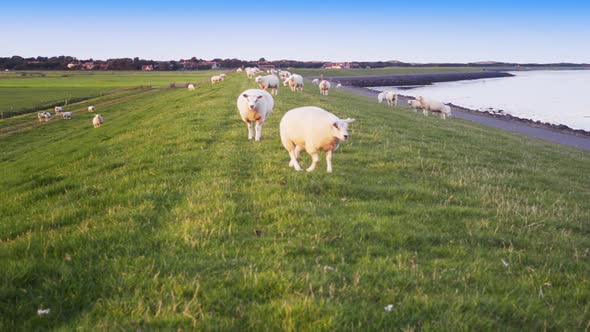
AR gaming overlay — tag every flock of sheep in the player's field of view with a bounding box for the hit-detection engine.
[377,91,453,120]
[228,67,354,173]
[38,105,104,128]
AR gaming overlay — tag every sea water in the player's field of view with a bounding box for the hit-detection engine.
[372,70,590,131]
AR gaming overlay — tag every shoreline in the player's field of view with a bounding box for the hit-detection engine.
[331,83,590,151]
[311,71,515,87]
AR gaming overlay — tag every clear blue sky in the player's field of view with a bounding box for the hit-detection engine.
[2,0,589,63]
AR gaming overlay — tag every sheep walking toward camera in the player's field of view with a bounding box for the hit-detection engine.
[62,112,73,120]
[211,75,224,84]
[283,74,304,92]
[416,96,452,120]
[245,67,257,78]
[187,83,195,91]
[88,105,96,112]
[255,75,280,95]
[312,79,320,85]
[54,106,63,115]
[280,106,355,173]
[319,80,331,96]
[237,89,275,141]
[93,114,104,128]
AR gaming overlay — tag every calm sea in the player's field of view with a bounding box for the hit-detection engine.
[372,70,590,131]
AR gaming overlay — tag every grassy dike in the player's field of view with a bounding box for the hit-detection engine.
[1,72,589,330]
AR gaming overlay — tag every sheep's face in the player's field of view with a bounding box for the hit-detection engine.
[242,94,264,111]
[255,77,263,84]
[416,96,423,102]
[283,80,289,87]
[332,118,356,141]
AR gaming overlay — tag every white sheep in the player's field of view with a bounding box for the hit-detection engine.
[246,68,257,79]
[280,106,355,173]
[236,68,243,72]
[377,92,386,103]
[407,99,423,112]
[54,106,63,114]
[62,112,73,120]
[187,83,195,91]
[415,96,452,120]
[93,114,104,128]
[255,75,280,95]
[219,74,226,78]
[236,89,275,141]
[384,91,398,106]
[312,79,320,85]
[211,75,224,84]
[88,105,96,112]
[284,74,304,92]
[319,80,331,96]
[278,70,291,79]
[37,112,51,122]
[336,83,342,88]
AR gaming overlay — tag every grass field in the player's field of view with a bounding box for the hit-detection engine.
[294,66,488,78]
[1,72,589,330]
[0,71,223,118]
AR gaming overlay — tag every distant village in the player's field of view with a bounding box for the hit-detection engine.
[1,55,587,71]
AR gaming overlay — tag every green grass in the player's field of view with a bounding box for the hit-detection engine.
[295,66,489,77]
[1,72,589,330]
[0,71,224,117]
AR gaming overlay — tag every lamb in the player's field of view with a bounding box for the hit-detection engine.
[285,74,304,92]
[255,75,280,95]
[236,89,275,141]
[93,114,104,128]
[415,96,453,120]
[54,106,63,115]
[280,106,355,173]
[312,79,320,85]
[336,83,342,88]
[62,112,73,120]
[88,105,96,112]
[211,75,224,84]
[187,83,195,91]
[37,112,51,122]
[319,80,331,96]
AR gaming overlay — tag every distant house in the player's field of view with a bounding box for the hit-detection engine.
[322,62,358,69]
[142,65,154,71]
[81,62,95,70]
[180,60,198,69]
[200,61,219,69]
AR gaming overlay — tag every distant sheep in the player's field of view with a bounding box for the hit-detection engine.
[377,92,386,104]
[187,83,195,91]
[319,80,331,96]
[385,92,398,106]
[280,106,355,173]
[88,105,96,112]
[336,83,342,88]
[93,114,104,128]
[211,75,224,84]
[61,112,72,120]
[54,106,63,114]
[312,79,320,85]
[236,89,275,141]
[255,75,280,95]
[219,74,226,78]
[416,96,452,120]
[236,68,243,72]
[245,68,256,79]
[37,112,51,122]
[284,74,304,92]
[278,70,291,79]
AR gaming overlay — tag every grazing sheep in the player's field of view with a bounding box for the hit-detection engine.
[236,89,275,141]
[93,114,104,128]
[415,96,452,120]
[255,75,280,95]
[336,83,342,88]
[37,112,52,122]
[62,112,73,119]
[319,80,331,96]
[246,67,256,79]
[312,79,320,85]
[211,75,224,84]
[278,70,291,79]
[280,106,355,173]
[284,74,304,92]
[54,106,63,115]
[187,83,195,91]
[384,91,398,106]
[407,99,423,112]
[88,105,96,112]
[236,68,243,72]
[377,92,386,104]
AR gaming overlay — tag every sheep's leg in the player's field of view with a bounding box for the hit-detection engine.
[394,97,398,107]
[326,150,333,173]
[306,153,320,172]
[441,113,446,120]
[255,121,263,141]
[423,110,428,117]
[289,145,303,169]
[247,122,254,140]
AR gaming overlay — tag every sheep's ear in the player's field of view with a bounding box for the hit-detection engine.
[242,94,248,99]
[344,118,356,123]
[332,122,339,129]
[257,95,263,99]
